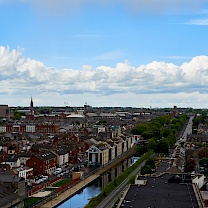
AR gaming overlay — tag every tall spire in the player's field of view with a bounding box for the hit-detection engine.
[30,96,34,115]
[30,96,33,108]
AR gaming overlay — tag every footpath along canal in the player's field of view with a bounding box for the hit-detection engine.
[57,156,139,208]
[41,146,137,208]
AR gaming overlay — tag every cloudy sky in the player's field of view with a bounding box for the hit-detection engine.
[1,0,208,108]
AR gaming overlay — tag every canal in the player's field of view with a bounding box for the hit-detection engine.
[58,156,139,208]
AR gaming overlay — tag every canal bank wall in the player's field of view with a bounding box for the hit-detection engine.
[41,146,136,208]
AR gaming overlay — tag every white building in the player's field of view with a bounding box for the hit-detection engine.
[0,126,6,133]
[53,147,69,168]
[26,125,36,133]
[13,166,33,182]
[2,155,21,168]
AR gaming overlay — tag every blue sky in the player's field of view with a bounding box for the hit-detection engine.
[1,0,208,108]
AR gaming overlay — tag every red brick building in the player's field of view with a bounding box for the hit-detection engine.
[0,105,10,119]
[0,151,6,163]
[26,151,56,176]
[35,124,60,133]
[3,123,60,134]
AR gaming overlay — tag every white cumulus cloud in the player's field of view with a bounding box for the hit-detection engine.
[1,46,208,107]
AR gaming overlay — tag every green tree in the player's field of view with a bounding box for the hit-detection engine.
[141,131,153,140]
[131,128,141,135]
[132,123,150,135]
[14,112,21,120]
[141,165,152,175]
[199,157,208,167]
[150,121,162,130]
[156,115,171,125]
[147,138,157,150]
[162,129,171,137]
[153,129,161,138]
[204,168,208,176]
[164,134,176,149]
[135,145,147,156]
[155,140,169,154]
[145,159,155,169]
[128,174,136,184]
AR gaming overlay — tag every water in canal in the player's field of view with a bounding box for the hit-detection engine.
[58,156,139,208]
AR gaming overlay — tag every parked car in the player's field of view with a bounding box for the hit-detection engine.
[42,175,49,181]
[53,168,62,175]
[57,172,64,177]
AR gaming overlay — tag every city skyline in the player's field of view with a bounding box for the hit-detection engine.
[1,0,208,108]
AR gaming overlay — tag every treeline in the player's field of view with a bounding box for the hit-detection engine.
[85,114,187,208]
[132,114,187,155]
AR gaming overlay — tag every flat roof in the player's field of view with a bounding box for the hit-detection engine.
[121,173,199,208]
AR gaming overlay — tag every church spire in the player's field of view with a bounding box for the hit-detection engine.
[30,96,33,109]
[30,96,34,115]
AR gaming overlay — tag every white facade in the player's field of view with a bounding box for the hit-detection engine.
[0,126,6,133]
[98,127,105,133]
[123,140,128,152]
[19,156,30,165]
[0,144,7,152]
[192,175,205,189]
[45,167,56,175]
[26,125,36,133]
[15,166,33,181]
[87,145,102,164]
[53,150,69,167]
[58,153,69,167]
[126,137,132,149]
[111,145,116,161]
[2,158,21,168]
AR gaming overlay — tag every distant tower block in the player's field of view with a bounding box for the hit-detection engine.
[84,102,87,115]
[173,106,178,116]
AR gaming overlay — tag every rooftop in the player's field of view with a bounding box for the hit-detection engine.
[121,173,199,208]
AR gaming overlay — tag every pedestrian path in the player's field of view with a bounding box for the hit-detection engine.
[41,174,99,208]
[31,191,51,198]
[41,148,135,208]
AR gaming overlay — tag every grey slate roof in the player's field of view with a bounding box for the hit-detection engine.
[18,151,32,157]
[55,147,68,155]
[121,173,199,208]
[0,174,23,183]
[37,151,56,161]
[3,154,19,162]
[0,187,21,207]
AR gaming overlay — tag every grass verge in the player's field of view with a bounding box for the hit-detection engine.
[52,179,71,187]
[24,197,42,208]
